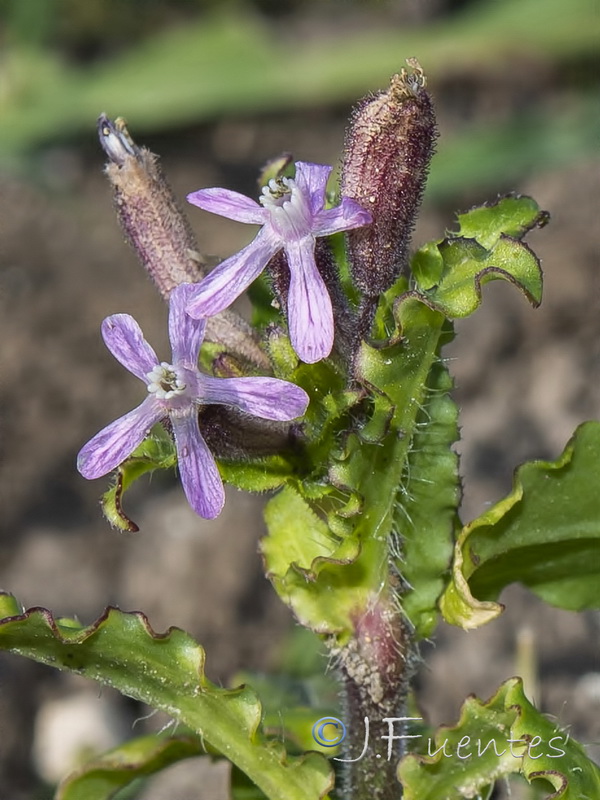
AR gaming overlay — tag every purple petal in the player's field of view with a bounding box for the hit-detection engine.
[171,411,225,519]
[312,197,372,237]
[101,314,158,381]
[285,239,334,364]
[187,187,266,225]
[77,397,162,479]
[199,375,309,421]
[186,228,280,318]
[293,162,332,216]
[168,284,206,365]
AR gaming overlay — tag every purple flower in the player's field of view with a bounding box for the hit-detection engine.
[186,161,372,364]
[77,285,309,519]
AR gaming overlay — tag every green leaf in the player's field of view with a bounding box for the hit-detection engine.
[217,453,297,493]
[411,241,445,291]
[394,360,460,638]
[399,677,600,800]
[262,485,365,637]
[356,297,460,639]
[101,432,176,532]
[56,734,204,800]
[455,194,549,249]
[0,595,333,800]
[441,421,600,629]
[263,285,460,641]
[411,195,546,317]
[420,235,543,317]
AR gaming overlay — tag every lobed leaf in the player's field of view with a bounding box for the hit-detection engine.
[399,677,600,799]
[421,235,543,316]
[454,194,549,249]
[0,595,333,800]
[412,194,546,317]
[441,421,600,629]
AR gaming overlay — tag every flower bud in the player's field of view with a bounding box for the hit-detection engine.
[98,115,269,370]
[341,60,437,300]
[98,114,203,297]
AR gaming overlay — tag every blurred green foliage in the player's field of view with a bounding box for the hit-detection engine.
[0,0,598,196]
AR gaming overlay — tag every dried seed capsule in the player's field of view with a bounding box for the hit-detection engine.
[341,60,437,301]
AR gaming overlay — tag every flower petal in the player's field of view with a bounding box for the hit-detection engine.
[293,162,332,217]
[171,411,225,519]
[199,375,309,421]
[168,284,206,366]
[77,397,162,479]
[312,197,372,237]
[186,227,280,318]
[285,238,334,363]
[187,187,266,225]
[101,314,158,381]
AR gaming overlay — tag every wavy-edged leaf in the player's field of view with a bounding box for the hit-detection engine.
[101,432,176,532]
[421,235,543,317]
[399,677,600,800]
[441,421,600,629]
[393,359,460,638]
[263,285,460,641]
[262,485,366,637]
[56,734,204,800]
[455,194,550,250]
[411,195,545,317]
[0,595,333,800]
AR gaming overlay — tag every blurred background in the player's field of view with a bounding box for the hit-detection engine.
[0,0,598,797]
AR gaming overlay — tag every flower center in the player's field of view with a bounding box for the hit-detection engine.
[259,177,311,240]
[259,177,294,208]
[146,362,187,401]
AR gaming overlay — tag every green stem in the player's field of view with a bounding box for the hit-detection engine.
[335,298,450,798]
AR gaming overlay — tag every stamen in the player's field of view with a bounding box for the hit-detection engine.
[259,177,294,208]
[146,362,187,400]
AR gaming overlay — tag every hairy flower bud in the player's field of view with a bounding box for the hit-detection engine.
[341,60,437,302]
[99,114,203,296]
[98,115,269,369]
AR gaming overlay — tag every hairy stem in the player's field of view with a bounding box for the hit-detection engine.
[332,588,414,799]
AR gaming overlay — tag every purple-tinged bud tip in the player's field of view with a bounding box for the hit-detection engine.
[97,114,140,166]
[341,59,437,303]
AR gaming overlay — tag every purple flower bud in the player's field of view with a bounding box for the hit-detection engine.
[341,60,437,302]
[98,115,269,370]
[98,115,203,297]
